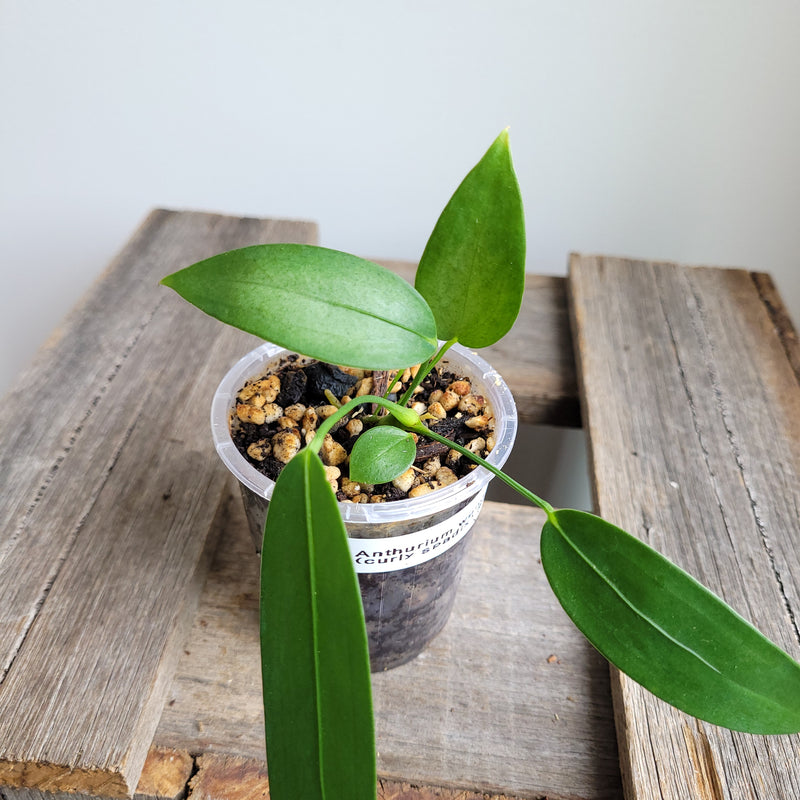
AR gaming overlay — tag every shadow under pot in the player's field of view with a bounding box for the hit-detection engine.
[211,342,518,671]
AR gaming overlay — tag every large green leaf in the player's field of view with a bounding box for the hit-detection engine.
[162,243,438,369]
[260,448,376,800]
[541,508,800,734]
[414,129,526,348]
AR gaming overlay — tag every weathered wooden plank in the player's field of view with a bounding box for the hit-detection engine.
[0,747,194,800]
[152,485,263,759]
[155,497,622,800]
[376,260,580,427]
[188,755,268,800]
[189,752,530,800]
[132,749,194,800]
[568,254,800,800]
[0,210,318,797]
[751,270,800,382]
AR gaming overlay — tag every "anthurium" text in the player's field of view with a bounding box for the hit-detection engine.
[347,493,485,573]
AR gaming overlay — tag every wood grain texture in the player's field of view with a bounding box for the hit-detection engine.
[0,747,194,800]
[750,271,800,383]
[133,748,194,800]
[568,254,800,800]
[189,752,532,800]
[375,260,579,427]
[155,497,622,800]
[0,210,317,797]
[189,754,268,800]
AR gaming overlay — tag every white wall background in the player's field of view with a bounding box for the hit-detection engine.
[2,1,799,507]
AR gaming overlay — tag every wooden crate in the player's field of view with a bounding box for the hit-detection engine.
[0,211,797,800]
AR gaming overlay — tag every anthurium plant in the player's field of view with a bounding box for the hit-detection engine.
[162,130,800,800]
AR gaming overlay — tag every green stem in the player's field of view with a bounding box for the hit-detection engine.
[383,371,402,400]
[396,337,458,407]
[407,420,556,518]
[308,395,418,455]
[307,392,557,521]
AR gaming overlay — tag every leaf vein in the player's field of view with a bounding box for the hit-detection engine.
[549,516,723,676]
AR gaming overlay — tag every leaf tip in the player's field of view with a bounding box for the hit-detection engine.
[160,269,183,290]
[494,127,512,152]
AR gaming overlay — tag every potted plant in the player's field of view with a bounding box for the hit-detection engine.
[210,338,517,672]
[162,131,800,800]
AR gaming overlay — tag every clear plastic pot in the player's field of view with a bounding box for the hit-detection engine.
[211,342,518,671]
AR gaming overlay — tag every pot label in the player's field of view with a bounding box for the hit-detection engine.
[348,493,484,573]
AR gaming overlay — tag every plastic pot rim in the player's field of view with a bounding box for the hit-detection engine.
[211,341,518,524]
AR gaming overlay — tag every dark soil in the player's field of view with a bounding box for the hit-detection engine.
[231,357,495,502]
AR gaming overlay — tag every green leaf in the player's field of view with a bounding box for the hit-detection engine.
[415,129,526,348]
[349,425,416,484]
[162,243,438,370]
[540,508,800,734]
[260,448,376,800]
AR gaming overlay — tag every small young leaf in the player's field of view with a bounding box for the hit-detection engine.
[163,243,438,370]
[260,448,376,800]
[540,508,800,734]
[415,129,526,348]
[349,425,416,485]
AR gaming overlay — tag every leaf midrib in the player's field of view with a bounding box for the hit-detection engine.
[302,454,326,798]
[234,277,436,343]
[549,515,724,676]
